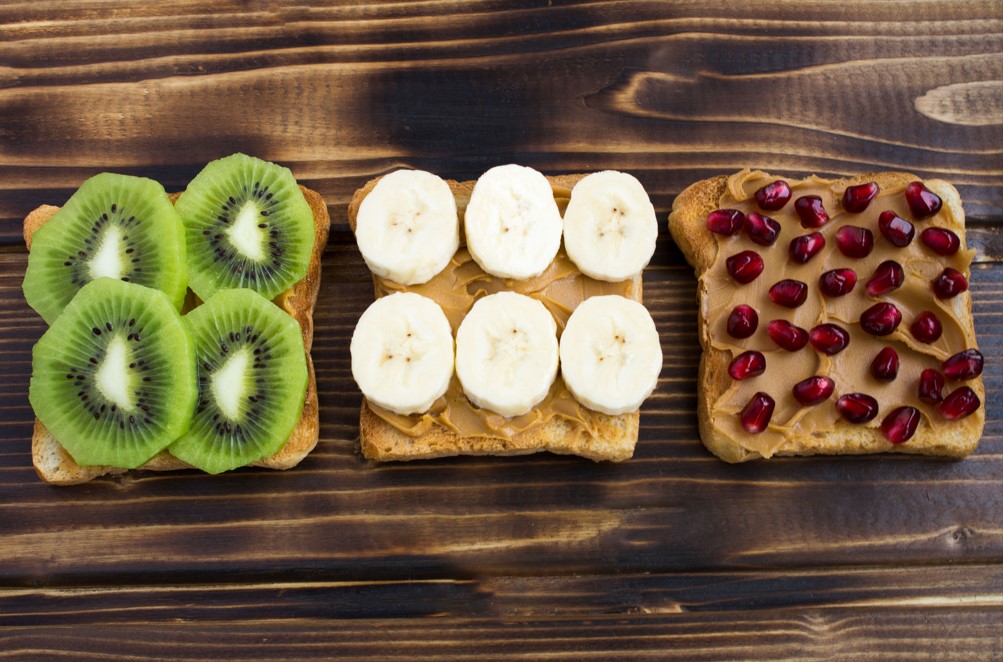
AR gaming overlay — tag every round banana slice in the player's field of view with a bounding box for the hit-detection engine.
[563,170,657,282]
[455,291,559,417]
[560,295,661,415]
[351,292,454,415]
[355,169,459,285]
[464,164,563,280]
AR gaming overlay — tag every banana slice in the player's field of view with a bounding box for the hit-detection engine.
[355,169,459,285]
[351,292,454,415]
[563,170,657,282]
[560,295,662,415]
[455,292,559,417]
[464,164,563,280]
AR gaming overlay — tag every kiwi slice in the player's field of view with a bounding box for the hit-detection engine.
[29,278,197,468]
[175,153,315,302]
[23,173,188,325]
[169,288,307,474]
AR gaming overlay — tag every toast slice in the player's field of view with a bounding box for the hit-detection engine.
[25,186,330,485]
[348,174,644,462]
[669,170,984,462]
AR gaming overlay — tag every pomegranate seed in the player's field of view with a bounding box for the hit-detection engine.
[744,212,781,246]
[877,211,915,247]
[792,375,835,406]
[707,209,746,236]
[809,323,850,355]
[881,406,921,444]
[920,227,960,255]
[835,225,874,258]
[726,250,765,284]
[819,268,857,297]
[727,304,759,339]
[918,369,945,405]
[767,319,809,351]
[910,311,942,344]
[942,349,984,381]
[769,279,808,308]
[794,195,830,228]
[788,232,825,264]
[836,393,879,423]
[755,180,792,211]
[905,181,942,218]
[865,260,905,297]
[870,347,899,381]
[860,302,902,336]
[739,392,775,434]
[729,350,766,380]
[940,387,981,420]
[932,268,968,299]
[843,181,879,213]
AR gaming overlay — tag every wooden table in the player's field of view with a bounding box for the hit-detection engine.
[1,2,1001,659]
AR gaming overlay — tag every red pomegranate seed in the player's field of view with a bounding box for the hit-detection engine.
[794,195,830,228]
[940,386,981,420]
[905,181,942,218]
[789,232,825,264]
[878,211,915,247]
[932,268,968,299]
[910,311,942,344]
[726,250,765,284]
[819,268,857,297]
[739,392,775,434]
[865,260,905,297]
[707,209,746,236]
[920,227,960,256]
[942,349,984,381]
[744,212,782,246]
[767,319,809,351]
[881,406,921,444]
[918,369,945,405]
[809,323,850,355]
[836,393,879,423]
[843,182,879,213]
[769,279,809,308]
[860,302,902,336]
[835,225,874,258]
[755,180,792,211]
[729,350,766,380]
[870,347,899,381]
[727,304,759,339]
[792,375,835,406]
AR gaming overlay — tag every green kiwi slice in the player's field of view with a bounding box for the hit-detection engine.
[175,153,315,302]
[29,278,197,468]
[22,173,188,325]
[169,288,307,474]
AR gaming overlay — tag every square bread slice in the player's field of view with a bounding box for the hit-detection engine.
[25,186,330,485]
[348,174,643,462]
[668,170,984,462]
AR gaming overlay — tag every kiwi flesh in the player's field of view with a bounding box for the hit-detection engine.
[29,278,197,468]
[169,288,307,474]
[175,153,315,302]
[23,173,188,325]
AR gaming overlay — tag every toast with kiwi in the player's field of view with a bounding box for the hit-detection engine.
[668,169,984,462]
[347,173,646,463]
[24,169,329,485]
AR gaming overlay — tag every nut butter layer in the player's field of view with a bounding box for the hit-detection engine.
[669,169,984,462]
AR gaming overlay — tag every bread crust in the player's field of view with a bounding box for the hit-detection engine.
[349,173,644,463]
[27,185,330,485]
[669,171,984,462]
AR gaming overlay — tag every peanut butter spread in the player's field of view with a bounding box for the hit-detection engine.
[704,170,976,457]
[367,184,634,440]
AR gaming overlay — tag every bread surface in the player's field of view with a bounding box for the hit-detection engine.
[668,171,984,462]
[26,185,330,485]
[348,173,644,463]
